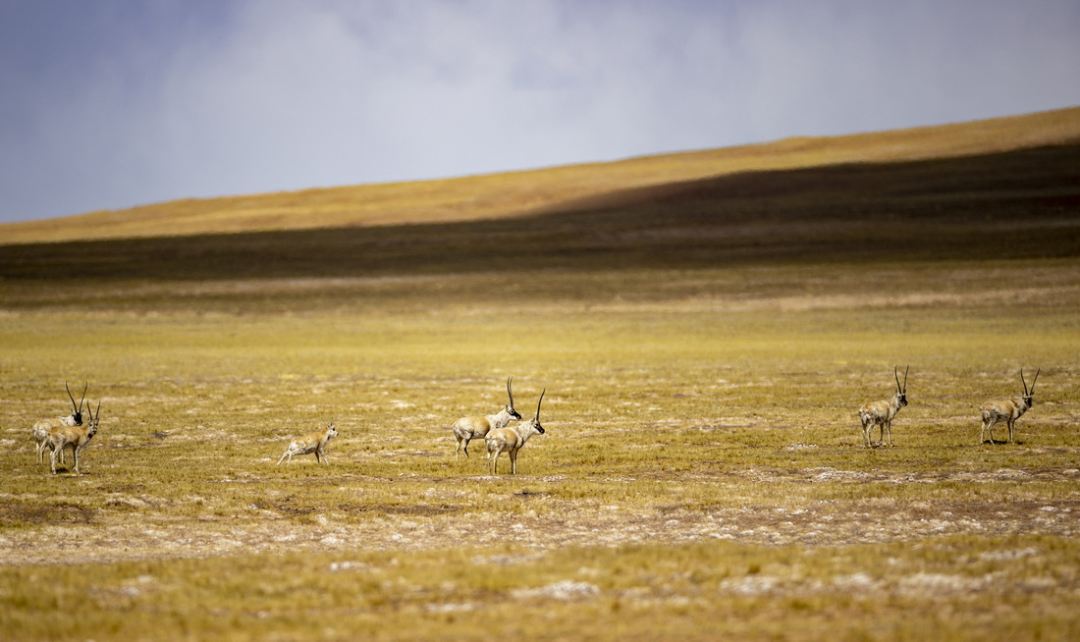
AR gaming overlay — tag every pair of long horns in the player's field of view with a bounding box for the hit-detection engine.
[1021,368,1040,394]
[66,381,87,415]
[894,366,909,393]
[506,377,545,419]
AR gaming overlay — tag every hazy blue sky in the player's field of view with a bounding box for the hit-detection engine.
[1,0,1078,224]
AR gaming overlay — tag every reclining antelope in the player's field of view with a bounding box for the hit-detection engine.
[858,366,908,448]
[32,382,87,463]
[980,368,1039,444]
[277,422,338,465]
[48,399,100,475]
[451,376,521,458]
[487,389,546,475]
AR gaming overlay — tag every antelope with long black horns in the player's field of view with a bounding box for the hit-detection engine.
[486,389,546,475]
[47,399,100,475]
[858,366,908,448]
[980,368,1040,444]
[451,376,521,458]
[32,382,86,462]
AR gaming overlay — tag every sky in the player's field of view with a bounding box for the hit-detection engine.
[1,0,1078,225]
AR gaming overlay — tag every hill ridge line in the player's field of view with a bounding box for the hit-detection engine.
[2,105,1079,245]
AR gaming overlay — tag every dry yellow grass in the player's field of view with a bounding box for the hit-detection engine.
[2,106,1078,245]
[1,262,1079,641]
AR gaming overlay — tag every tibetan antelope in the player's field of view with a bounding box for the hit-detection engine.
[980,368,1040,444]
[451,376,521,458]
[858,366,908,448]
[486,389,546,475]
[48,399,100,475]
[277,422,337,465]
[32,382,87,463]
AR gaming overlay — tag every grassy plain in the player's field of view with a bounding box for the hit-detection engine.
[2,262,1079,641]
[1,119,1080,640]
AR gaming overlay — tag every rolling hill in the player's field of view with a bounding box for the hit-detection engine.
[1,139,1077,285]
[1,106,1079,246]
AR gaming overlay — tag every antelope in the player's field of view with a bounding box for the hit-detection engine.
[486,389,546,475]
[980,368,1040,444]
[858,366,908,448]
[32,382,87,462]
[451,376,521,458]
[48,399,99,475]
[277,422,337,465]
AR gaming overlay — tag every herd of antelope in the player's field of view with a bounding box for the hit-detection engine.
[32,382,102,475]
[859,366,1041,448]
[30,367,1041,475]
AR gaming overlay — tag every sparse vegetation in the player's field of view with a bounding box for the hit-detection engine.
[1,110,1079,640]
[1,262,1077,641]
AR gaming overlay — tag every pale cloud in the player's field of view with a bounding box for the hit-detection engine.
[0,0,1077,223]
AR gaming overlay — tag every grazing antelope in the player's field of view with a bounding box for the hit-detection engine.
[451,376,521,458]
[32,382,87,462]
[858,366,908,448]
[486,389,546,475]
[277,422,338,465]
[48,399,100,475]
[980,368,1040,444]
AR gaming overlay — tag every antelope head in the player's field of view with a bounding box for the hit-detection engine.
[505,376,522,420]
[529,389,546,435]
[85,400,101,438]
[66,381,87,425]
[1021,368,1040,408]
[894,366,909,408]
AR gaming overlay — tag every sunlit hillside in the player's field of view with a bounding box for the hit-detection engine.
[2,106,1079,245]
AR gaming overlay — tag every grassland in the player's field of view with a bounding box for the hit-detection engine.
[2,268,1079,641]
[1,112,1080,641]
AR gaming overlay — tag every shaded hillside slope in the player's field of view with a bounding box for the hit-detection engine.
[2,106,1079,245]
[1,143,1077,283]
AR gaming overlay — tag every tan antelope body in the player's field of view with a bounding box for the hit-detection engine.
[277,422,337,465]
[486,390,545,475]
[452,377,521,458]
[858,367,908,448]
[980,369,1039,444]
[33,382,87,463]
[48,399,99,475]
